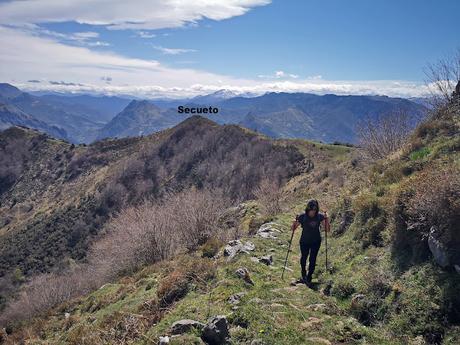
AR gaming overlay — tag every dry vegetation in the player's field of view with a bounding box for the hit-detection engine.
[0,188,229,326]
[0,116,306,313]
[356,110,413,160]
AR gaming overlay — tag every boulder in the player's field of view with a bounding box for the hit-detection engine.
[243,241,256,251]
[228,292,246,305]
[223,240,255,260]
[235,267,254,285]
[256,223,281,239]
[223,240,242,259]
[259,255,273,266]
[170,319,205,335]
[201,315,230,345]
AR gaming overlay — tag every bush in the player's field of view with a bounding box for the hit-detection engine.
[90,188,230,278]
[394,165,460,267]
[357,111,413,160]
[0,189,227,326]
[157,256,216,308]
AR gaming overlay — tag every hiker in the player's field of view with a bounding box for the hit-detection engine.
[291,199,330,284]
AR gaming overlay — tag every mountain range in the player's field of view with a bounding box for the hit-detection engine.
[0,83,428,144]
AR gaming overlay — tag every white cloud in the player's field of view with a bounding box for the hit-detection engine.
[259,70,299,79]
[0,0,272,30]
[14,26,111,47]
[73,31,99,39]
[153,45,197,55]
[136,31,156,39]
[0,26,429,99]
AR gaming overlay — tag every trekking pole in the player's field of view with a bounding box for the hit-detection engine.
[325,224,328,272]
[324,211,330,273]
[281,228,295,280]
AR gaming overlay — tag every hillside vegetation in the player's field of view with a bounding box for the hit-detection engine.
[0,95,459,344]
[0,116,306,311]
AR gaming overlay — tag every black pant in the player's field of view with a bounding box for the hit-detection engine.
[299,240,321,279]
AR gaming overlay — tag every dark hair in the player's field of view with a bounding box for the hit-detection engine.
[305,199,319,216]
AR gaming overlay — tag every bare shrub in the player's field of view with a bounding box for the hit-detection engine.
[425,49,460,109]
[405,166,460,240]
[90,188,230,278]
[356,110,412,160]
[253,179,282,216]
[0,188,230,326]
[393,165,460,267]
[0,266,103,326]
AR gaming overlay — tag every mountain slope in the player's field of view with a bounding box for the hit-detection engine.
[2,95,458,344]
[39,94,131,123]
[0,84,105,143]
[0,103,68,140]
[235,93,427,143]
[9,92,102,143]
[114,92,427,144]
[0,116,307,309]
[96,100,185,140]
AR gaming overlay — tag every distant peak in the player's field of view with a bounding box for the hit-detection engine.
[176,115,217,128]
[125,99,159,111]
[0,83,22,99]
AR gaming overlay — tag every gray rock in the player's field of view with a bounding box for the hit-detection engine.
[170,319,205,335]
[223,240,242,259]
[256,222,281,239]
[259,255,273,265]
[228,292,246,305]
[235,267,254,285]
[158,336,170,344]
[242,241,256,252]
[201,315,230,345]
[223,240,255,260]
[428,227,450,267]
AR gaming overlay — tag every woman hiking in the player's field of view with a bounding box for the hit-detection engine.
[291,199,330,285]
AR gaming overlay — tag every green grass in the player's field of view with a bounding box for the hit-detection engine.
[409,147,431,161]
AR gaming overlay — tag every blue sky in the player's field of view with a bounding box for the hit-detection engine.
[0,0,458,98]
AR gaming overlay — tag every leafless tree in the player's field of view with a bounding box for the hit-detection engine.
[425,49,460,109]
[356,110,412,160]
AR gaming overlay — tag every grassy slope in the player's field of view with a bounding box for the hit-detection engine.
[4,112,460,344]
